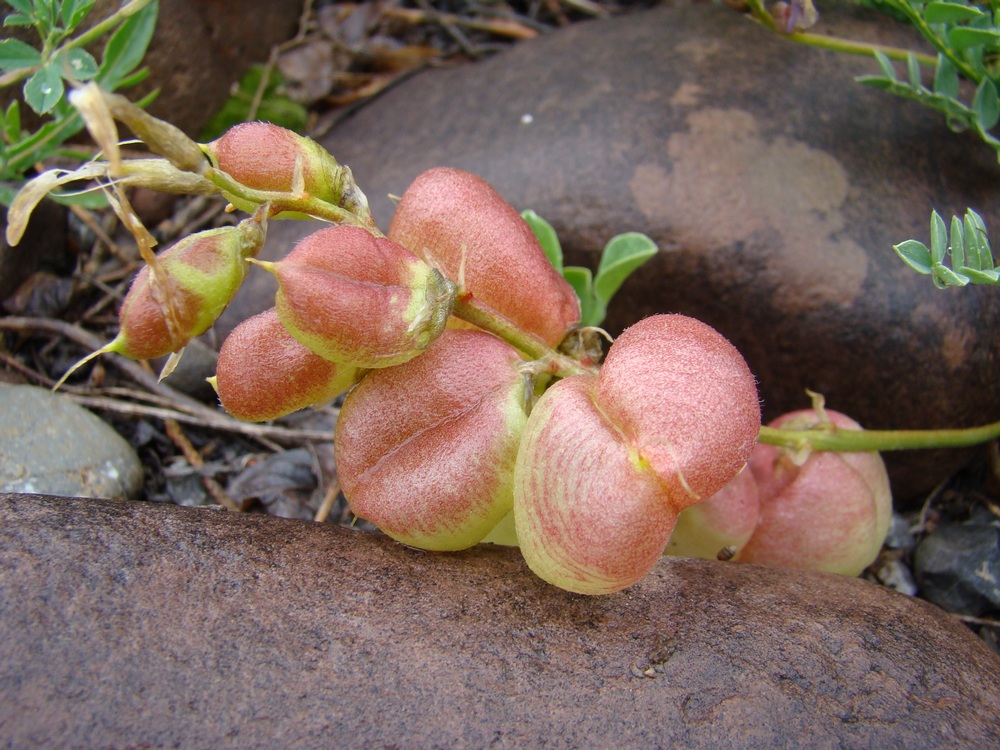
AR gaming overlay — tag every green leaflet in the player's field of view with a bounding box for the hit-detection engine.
[522,209,658,327]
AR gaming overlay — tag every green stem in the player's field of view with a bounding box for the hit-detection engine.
[742,0,940,70]
[452,294,597,378]
[786,32,937,68]
[61,0,155,55]
[204,167,377,231]
[881,0,981,82]
[758,420,1000,452]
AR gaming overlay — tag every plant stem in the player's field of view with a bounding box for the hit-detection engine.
[204,167,378,231]
[758,420,1000,452]
[61,0,155,55]
[452,294,597,377]
[880,0,981,82]
[741,0,937,68]
[786,32,937,67]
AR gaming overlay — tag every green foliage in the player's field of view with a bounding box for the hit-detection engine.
[199,64,309,142]
[895,207,999,287]
[521,209,658,327]
[853,1,1000,158]
[0,0,158,203]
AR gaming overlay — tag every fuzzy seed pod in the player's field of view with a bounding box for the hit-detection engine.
[211,308,359,422]
[114,217,264,361]
[335,329,529,551]
[388,167,580,348]
[735,409,893,576]
[262,225,454,368]
[202,122,371,220]
[514,314,761,594]
[665,466,761,560]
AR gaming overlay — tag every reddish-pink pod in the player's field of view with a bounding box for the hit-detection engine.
[736,409,892,576]
[596,314,762,507]
[665,466,761,560]
[513,374,680,594]
[262,225,454,368]
[210,308,359,422]
[387,167,580,348]
[335,329,529,551]
[202,122,371,220]
[116,215,265,360]
[514,314,761,594]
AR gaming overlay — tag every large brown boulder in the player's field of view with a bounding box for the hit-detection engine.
[1,492,998,747]
[219,2,1000,502]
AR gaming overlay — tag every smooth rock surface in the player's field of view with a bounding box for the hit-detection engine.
[0,384,143,500]
[218,3,1000,502]
[2,492,999,748]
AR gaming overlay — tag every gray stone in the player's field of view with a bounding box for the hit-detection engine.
[915,520,1000,617]
[2,492,999,748]
[0,384,143,500]
[216,2,1000,502]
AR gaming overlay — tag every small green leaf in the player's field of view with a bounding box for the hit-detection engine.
[906,52,923,89]
[930,209,948,261]
[948,27,1000,50]
[61,0,95,32]
[4,110,83,173]
[593,232,658,309]
[57,48,99,80]
[562,266,598,327]
[0,38,42,71]
[924,2,984,23]
[894,239,933,274]
[3,100,21,140]
[97,0,157,90]
[965,208,993,270]
[49,187,109,209]
[23,64,64,114]
[963,208,993,271]
[933,56,959,99]
[521,209,563,273]
[959,266,1000,284]
[951,220,966,269]
[873,50,896,81]
[856,76,895,91]
[948,214,965,262]
[962,211,982,269]
[932,263,970,287]
[4,0,35,14]
[0,183,19,207]
[115,67,151,92]
[30,0,56,37]
[972,78,1000,130]
[3,13,35,27]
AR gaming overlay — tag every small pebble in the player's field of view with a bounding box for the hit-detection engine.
[0,383,143,500]
[914,521,1000,617]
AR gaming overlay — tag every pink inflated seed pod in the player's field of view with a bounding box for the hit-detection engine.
[211,308,359,423]
[736,409,892,577]
[514,314,761,594]
[335,329,529,551]
[259,225,454,369]
[388,167,580,348]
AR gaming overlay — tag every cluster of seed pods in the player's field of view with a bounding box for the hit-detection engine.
[92,123,888,593]
[199,152,762,594]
